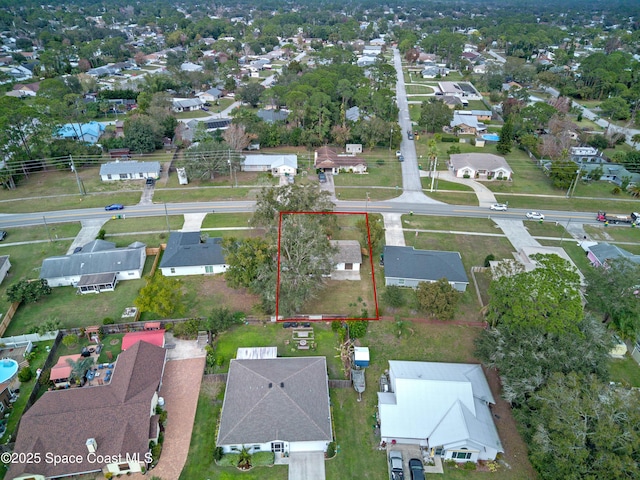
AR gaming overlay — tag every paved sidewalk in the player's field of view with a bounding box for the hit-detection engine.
[182,213,207,231]
[491,218,541,251]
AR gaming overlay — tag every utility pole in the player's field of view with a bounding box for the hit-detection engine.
[43,216,52,242]
[366,191,370,212]
[228,150,233,186]
[164,203,171,233]
[70,156,85,195]
[430,158,437,192]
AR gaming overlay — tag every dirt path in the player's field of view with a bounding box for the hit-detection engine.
[484,366,538,478]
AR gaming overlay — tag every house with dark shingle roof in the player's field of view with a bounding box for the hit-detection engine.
[217,356,332,455]
[257,109,289,123]
[7,341,166,480]
[585,242,640,267]
[40,240,146,290]
[159,232,228,276]
[383,246,469,292]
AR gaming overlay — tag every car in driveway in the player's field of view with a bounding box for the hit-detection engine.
[490,203,508,211]
[398,155,404,162]
[395,150,402,157]
[105,204,124,211]
[389,450,404,480]
[318,172,327,183]
[526,211,544,220]
[408,458,425,480]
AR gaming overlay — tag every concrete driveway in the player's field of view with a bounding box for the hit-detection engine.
[288,451,326,480]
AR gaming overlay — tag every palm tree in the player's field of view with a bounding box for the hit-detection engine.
[628,184,640,198]
[66,357,94,385]
[631,133,640,148]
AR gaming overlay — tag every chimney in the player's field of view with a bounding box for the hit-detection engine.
[86,438,97,453]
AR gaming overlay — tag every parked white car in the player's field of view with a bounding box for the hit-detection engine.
[526,211,545,220]
[490,203,508,211]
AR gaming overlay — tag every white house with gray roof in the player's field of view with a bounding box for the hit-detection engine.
[383,246,469,292]
[217,357,332,455]
[159,232,228,276]
[331,240,362,280]
[448,153,513,180]
[40,240,146,289]
[241,154,297,176]
[99,160,161,181]
[378,361,503,463]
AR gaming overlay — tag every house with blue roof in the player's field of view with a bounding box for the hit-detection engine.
[56,121,105,144]
[159,232,228,276]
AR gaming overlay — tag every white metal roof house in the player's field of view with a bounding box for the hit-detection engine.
[159,232,228,276]
[40,240,146,289]
[378,361,503,463]
[241,154,297,176]
[217,357,332,456]
[383,246,469,292]
[448,153,513,180]
[99,160,161,181]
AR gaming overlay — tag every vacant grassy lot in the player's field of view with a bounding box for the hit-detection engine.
[152,186,258,203]
[405,84,436,95]
[495,195,640,213]
[584,224,640,243]
[424,178,473,192]
[101,215,184,234]
[201,212,253,229]
[427,191,478,205]
[334,187,400,201]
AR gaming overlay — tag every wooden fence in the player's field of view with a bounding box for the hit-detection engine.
[0,301,21,338]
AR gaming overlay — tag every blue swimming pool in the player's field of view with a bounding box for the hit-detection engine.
[0,358,18,383]
[482,134,500,141]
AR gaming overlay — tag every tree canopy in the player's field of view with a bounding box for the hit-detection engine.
[135,275,185,318]
[584,257,640,339]
[487,254,583,334]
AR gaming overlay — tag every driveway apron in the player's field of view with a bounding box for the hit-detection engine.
[288,451,326,480]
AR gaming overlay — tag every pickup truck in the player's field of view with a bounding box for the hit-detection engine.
[596,211,640,225]
[389,450,404,480]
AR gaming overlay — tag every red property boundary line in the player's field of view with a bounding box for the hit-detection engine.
[276,211,380,322]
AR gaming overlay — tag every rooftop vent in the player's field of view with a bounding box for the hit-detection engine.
[268,383,272,388]
[86,438,97,453]
[280,382,284,388]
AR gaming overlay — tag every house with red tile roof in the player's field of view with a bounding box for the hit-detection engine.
[314,146,367,175]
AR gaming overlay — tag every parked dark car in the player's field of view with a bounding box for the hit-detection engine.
[73,246,83,254]
[0,231,6,241]
[407,130,414,140]
[398,155,404,162]
[282,322,299,328]
[146,177,156,186]
[105,204,124,211]
[409,459,425,480]
[318,172,327,183]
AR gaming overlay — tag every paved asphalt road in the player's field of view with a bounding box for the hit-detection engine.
[0,199,604,230]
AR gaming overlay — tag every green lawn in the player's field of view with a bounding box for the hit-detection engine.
[608,355,640,387]
[423,179,473,192]
[174,110,210,119]
[101,215,184,234]
[495,195,640,213]
[335,188,400,201]
[333,162,403,189]
[0,222,81,243]
[0,192,142,214]
[3,256,155,336]
[152,186,258,203]
[401,215,500,234]
[584,224,640,243]
[201,212,253,228]
[427,191,478,205]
